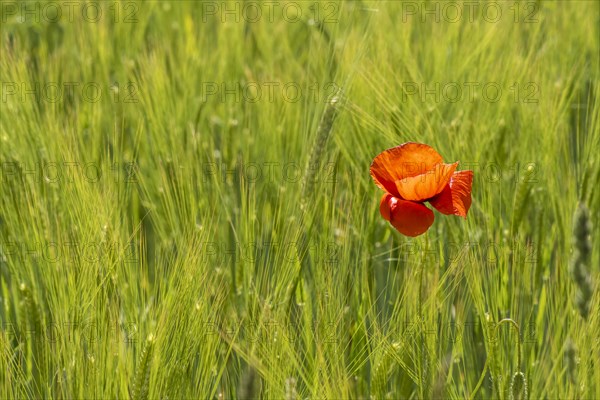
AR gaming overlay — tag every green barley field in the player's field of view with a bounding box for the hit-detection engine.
[1,1,599,399]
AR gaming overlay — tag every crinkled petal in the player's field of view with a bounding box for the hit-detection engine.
[429,170,473,218]
[370,142,444,197]
[395,162,458,202]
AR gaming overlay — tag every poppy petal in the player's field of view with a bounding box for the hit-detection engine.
[429,170,473,218]
[395,162,458,202]
[381,195,435,237]
[370,142,444,197]
[379,193,393,221]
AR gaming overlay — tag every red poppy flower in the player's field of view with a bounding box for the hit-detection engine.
[370,142,473,237]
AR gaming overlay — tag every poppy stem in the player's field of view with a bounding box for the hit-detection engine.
[469,358,489,400]
[418,233,430,398]
[496,318,522,371]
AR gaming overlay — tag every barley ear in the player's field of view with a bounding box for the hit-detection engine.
[285,377,298,400]
[19,283,42,338]
[301,95,340,204]
[131,334,155,400]
[494,318,524,397]
[370,343,399,399]
[19,283,46,393]
[511,164,535,233]
[238,365,260,399]
[564,338,578,385]
[509,371,528,400]
[569,203,593,319]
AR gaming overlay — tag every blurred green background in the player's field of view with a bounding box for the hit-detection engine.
[1,1,598,398]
